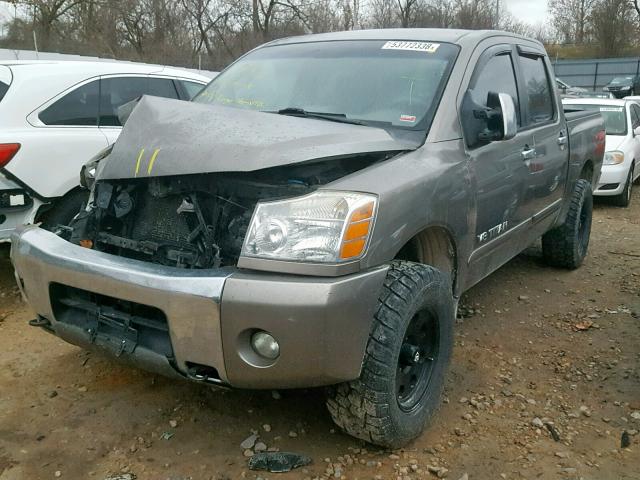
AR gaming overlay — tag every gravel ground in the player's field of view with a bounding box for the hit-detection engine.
[1,191,639,480]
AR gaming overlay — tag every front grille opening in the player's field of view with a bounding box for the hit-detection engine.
[50,283,173,358]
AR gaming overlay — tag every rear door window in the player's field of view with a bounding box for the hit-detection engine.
[518,54,554,126]
[39,79,100,126]
[178,80,206,100]
[99,76,180,126]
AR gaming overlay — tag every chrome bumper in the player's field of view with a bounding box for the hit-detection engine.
[11,226,388,388]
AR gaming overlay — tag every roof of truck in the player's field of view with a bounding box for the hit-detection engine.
[268,28,540,48]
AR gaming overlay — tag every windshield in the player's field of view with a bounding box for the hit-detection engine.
[571,104,627,135]
[194,40,459,130]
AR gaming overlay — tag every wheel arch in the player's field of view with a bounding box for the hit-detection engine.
[393,225,459,294]
[580,159,594,185]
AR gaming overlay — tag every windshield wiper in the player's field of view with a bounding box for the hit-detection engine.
[272,107,366,126]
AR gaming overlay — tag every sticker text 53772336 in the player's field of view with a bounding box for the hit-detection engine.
[382,41,440,53]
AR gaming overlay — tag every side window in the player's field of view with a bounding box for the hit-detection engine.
[39,80,99,126]
[99,77,179,126]
[179,80,205,100]
[518,54,554,126]
[470,53,521,127]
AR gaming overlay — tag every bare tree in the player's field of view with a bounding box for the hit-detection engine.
[590,0,632,56]
[549,0,595,44]
[9,0,86,49]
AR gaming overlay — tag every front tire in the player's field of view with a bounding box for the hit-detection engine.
[542,179,593,269]
[612,164,634,207]
[326,261,454,448]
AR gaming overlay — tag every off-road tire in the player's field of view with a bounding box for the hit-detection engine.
[38,189,88,231]
[542,179,593,269]
[326,261,454,448]
[612,164,634,207]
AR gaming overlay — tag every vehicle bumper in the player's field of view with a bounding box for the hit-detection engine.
[0,175,41,242]
[11,226,387,389]
[594,163,630,196]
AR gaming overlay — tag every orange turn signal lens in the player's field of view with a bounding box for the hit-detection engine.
[340,238,366,260]
[350,202,374,222]
[344,220,371,241]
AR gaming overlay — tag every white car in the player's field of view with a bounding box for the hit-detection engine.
[563,98,640,206]
[0,61,210,241]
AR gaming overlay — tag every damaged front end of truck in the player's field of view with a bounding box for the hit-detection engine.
[11,95,417,387]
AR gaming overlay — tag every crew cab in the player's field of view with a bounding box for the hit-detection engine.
[0,61,210,242]
[11,29,605,448]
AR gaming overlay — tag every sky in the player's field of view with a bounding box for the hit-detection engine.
[504,0,549,24]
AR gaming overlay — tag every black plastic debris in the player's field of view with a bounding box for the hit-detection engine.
[621,430,631,449]
[546,422,561,442]
[248,452,312,473]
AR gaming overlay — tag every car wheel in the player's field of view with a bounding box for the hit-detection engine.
[326,260,454,448]
[38,189,89,231]
[612,164,634,207]
[542,179,593,269]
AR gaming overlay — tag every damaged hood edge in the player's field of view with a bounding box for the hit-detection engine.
[98,96,422,180]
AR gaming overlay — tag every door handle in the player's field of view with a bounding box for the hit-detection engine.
[558,135,568,147]
[522,147,537,160]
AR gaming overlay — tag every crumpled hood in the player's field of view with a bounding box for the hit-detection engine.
[98,96,422,180]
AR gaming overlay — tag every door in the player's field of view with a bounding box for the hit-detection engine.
[20,78,109,198]
[464,46,532,263]
[98,75,181,145]
[515,49,568,221]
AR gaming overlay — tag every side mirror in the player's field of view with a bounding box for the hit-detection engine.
[497,92,517,141]
[462,90,518,148]
[634,126,640,137]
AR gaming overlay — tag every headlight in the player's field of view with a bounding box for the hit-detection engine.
[622,86,631,90]
[604,151,624,165]
[241,191,377,263]
[80,144,113,189]
[603,87,610,91]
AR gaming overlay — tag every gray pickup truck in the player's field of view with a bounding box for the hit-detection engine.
[11,29,604,447]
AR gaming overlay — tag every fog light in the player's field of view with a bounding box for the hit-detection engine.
[251,331,280,360]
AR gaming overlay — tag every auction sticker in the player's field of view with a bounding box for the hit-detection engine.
[400,114,417,123]
[382,41,440,53]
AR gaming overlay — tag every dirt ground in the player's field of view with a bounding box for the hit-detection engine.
[1,192,639,480]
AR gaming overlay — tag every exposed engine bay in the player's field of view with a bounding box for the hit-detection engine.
[64,154,391,269]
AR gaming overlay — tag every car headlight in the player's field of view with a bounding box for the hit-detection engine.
[604,151,624,165]
[622,86,631,90]
[241,191,377,263]
[603,87,610,91]
[80,144,113,189]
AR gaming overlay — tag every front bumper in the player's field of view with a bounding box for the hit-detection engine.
[595,163,630,196]
[11,226,387,389]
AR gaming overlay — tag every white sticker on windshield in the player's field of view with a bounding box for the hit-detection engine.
[600,107,624,112]
[382,41,440,53]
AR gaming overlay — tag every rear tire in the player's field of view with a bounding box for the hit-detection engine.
[38,189,88,231]
[612,164,634,207]
[326,261,454,448]
[542,179,592,269]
